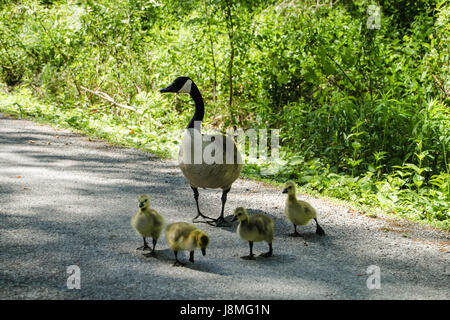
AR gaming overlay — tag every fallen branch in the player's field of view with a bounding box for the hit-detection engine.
[431,74,449,100]
[80,86,163,128]
[80,86,141,113]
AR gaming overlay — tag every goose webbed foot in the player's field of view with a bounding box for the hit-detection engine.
[241,254,256,260]
[206,216,232,227]
[143,250,157,258]
[173,260,186,267]
[288,232,302,237]
[315,219,325,236]
[136,245,151,251]
[316,226,325,236]
[260,252,273,258]
[192,212,216,223]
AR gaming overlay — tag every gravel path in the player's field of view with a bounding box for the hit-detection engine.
[0,112,449,300]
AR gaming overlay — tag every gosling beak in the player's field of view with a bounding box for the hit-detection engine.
[138,202,144,208]
[282,188,288,194]
[201,249,206,256]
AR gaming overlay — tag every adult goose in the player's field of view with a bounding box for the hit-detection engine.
[160,77,243,226]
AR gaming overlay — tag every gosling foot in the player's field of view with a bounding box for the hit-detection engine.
[172,260,186,267]
[136,245,151,251]
[316,226,325,236]
[288,232,302,237]
[260,252,273,258]
[143,250,157,258]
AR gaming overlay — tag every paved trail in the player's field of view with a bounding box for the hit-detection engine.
[0,113,449,299]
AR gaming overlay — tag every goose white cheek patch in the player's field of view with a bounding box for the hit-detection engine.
[178,79,192,93]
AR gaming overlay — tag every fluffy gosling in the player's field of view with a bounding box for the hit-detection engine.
[130,194,164,257]
[165,222,210,266]
[282,181,325,236]
[233,207,274,260]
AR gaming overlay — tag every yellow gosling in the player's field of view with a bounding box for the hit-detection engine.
[130,194,164,257]
[165,222,210,266]
[233,207,274,260]
[282,181,325,237]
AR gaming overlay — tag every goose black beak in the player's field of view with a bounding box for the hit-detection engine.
[201,249,206,256]
[282,188,288,194]
[160,84,175,93]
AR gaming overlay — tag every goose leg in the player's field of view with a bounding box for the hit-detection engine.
[207,187,232,227]
[191,186,215,222]
[136,237,151,251]
[241,241,256,260]
[260,243,273,258]
[314,218,325,236]
[289,224,302,237]
[173,251,185,267]
[143,238,157,257]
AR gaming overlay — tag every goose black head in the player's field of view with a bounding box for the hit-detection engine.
[160,76,192,94]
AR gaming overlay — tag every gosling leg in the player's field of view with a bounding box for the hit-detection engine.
[315,218,325,236]
[189,251,195,263]
[143,238,157,257]
[208,187,232,227]
[241,241,256,260]
[173,251,185,267]
[288,225,302,237]
[260,243,273,258]
[136,237,151,251]
[191,186,215,222]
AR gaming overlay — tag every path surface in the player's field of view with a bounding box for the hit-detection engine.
[0,112,449,300]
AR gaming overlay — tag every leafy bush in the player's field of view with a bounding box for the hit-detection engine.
[0,0,448,228]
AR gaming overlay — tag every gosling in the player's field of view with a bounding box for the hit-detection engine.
[165,222,210,266]
[282,181,325,236]
[130,194,164,257]
[233,207,274,260]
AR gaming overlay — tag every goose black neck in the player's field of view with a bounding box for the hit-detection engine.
[186,83,205,130]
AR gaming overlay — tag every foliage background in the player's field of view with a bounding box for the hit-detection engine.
[0,0,448,228]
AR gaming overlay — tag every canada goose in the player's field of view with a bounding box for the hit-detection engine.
[165,222,210,266]
[130,194,164,257]
[160,77,242,227]
[233,207,274,260]
[282,181,325,236]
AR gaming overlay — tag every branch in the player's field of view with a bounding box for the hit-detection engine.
[431,74,449,99]
[80,86,140,113]
[80,86,163,128]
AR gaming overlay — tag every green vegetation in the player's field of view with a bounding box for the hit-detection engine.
[0,0,448,229]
